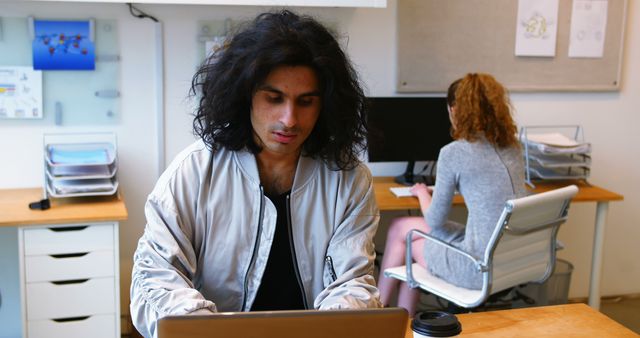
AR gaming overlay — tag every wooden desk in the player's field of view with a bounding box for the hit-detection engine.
[0,188,128,227]
[374,177,624,310]
[403,304,636,337]
[0,188,128,338]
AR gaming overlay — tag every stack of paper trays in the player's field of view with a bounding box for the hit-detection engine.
[522,132,591,181]
[45,143,119,198]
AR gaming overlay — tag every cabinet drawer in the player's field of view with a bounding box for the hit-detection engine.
[28,314,116,338]
[25,251,115,283]
[26,277,116,320]
[23,224,114,256]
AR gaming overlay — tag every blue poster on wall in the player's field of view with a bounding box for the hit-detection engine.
[32,20,95,70]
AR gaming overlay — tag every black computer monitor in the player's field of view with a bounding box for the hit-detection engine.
[367,97,453,186]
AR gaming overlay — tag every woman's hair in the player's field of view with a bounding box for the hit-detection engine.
[446,73,518,148]
[190,10,367,170]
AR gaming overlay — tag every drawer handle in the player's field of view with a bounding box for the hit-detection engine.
[52,316,90,323]
[51,279,89,285]
[50,252,89,259]
[49,226,89,232]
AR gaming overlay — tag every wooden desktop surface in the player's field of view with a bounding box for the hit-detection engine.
[0,187,128,227]
[403,303,637,337]
[374,177,624,211]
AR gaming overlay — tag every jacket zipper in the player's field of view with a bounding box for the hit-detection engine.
[241,186,265,311]
[286,195,309,309]
[325,256,338,282]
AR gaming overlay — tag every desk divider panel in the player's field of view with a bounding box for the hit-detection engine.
[0,17,120,124]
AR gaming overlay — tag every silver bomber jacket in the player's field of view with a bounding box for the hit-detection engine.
[130,141,382,338]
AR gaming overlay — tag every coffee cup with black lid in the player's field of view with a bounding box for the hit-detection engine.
[411,311,462,337]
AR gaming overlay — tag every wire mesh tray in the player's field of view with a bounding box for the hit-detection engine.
[46,142,116,167]
[45,176,119,198]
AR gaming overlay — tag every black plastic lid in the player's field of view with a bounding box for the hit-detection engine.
[411,311,462,337]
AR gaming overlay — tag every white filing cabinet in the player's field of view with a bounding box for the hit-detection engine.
[18,223,121,338]
[0,188,127,338]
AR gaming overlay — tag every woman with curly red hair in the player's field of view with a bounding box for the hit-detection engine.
[377,73,526,315]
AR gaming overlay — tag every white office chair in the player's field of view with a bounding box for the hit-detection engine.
[384,185,578,309]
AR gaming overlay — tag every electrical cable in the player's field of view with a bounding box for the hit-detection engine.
[125,3,165,177]
[127,3,158,22]
[417,161,437,177]
[418,161,430,175]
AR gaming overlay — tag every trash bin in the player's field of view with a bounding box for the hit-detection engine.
[519,259,574,306]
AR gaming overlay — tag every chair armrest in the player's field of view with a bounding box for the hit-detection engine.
[405,229,486,289]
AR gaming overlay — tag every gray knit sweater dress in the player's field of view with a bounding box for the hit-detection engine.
[424,137,526,289]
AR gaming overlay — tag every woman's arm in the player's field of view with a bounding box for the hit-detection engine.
[411,183,432,215]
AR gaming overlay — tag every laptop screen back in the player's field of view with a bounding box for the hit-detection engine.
[158,308,408,338]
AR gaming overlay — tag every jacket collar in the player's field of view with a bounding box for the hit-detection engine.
[234,148,320,193]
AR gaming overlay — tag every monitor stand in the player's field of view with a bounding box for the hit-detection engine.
[394,160,436,186]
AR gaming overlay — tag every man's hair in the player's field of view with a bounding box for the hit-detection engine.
[446,73,518,148]
[191,10,367,170]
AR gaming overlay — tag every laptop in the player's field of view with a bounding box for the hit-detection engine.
[158,307,408,338]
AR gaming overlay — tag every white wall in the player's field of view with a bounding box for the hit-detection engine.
[0,1,161,318]
[0,0,638,322]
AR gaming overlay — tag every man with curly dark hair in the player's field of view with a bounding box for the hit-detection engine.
[131,10,381,338]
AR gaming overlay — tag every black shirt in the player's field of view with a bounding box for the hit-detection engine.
[251,191,305,311]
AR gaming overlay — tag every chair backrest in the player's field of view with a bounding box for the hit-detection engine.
[484,185,579,295]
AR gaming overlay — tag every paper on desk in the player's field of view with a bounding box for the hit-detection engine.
[390,187,414,197]
[52,178,115,194]
[525,133,581,147]
[50,148,109,165]
[524,133,591,154]
[47,142,115,166]
[49,164,112,177]
[389,186,436,198]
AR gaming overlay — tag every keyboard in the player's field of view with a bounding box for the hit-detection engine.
[389,186,434,198]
